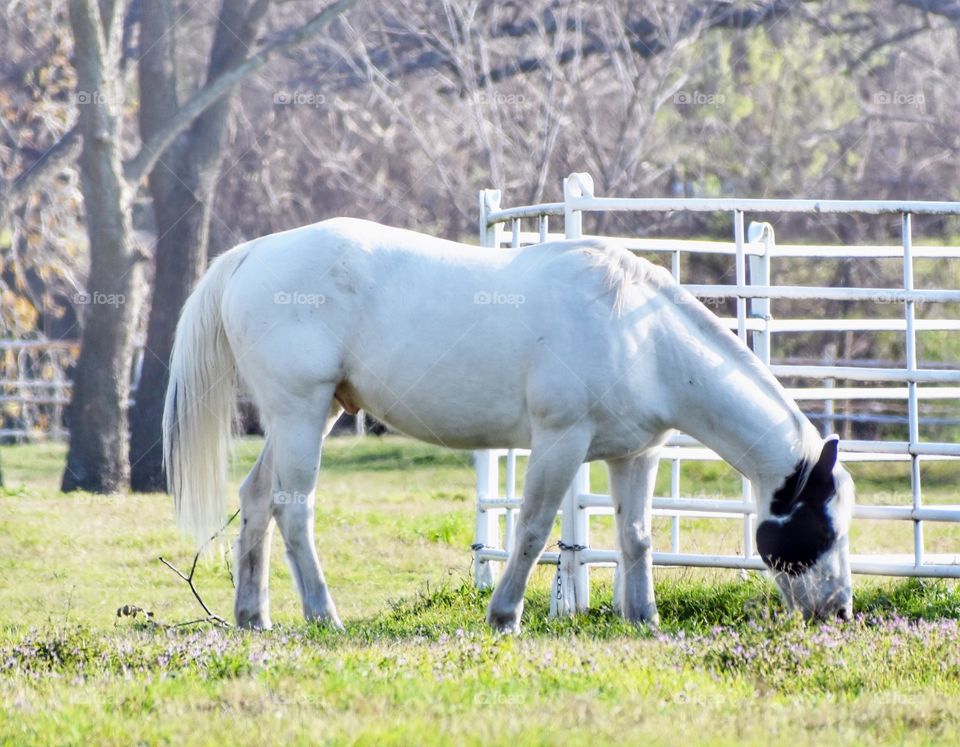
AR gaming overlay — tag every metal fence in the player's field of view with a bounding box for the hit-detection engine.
[0,339,79,441]
[472,172,960,615]
[0,341,358,441]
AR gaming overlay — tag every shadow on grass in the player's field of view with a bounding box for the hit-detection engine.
[7,578,957,687]
[301,575,960,645]
[855,577,960,618]
[321,442,472,472]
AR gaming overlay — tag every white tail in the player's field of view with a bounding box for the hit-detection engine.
[162,247,249,550]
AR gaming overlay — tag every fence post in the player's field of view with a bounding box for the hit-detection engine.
[479,189,503,249]
[741,222,775,563]
[504,449,517,553]
[734,210,747,343]
[822,343,837,437]
[552,464,591,617]
[474,189,506,588]
[473,450,501,589]
[733,212,749,564]
[746,222,773,366]
[902,212,924,567]
[549,172,596,616]
[563,172,593,239]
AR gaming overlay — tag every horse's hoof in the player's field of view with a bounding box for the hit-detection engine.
[623,607,659,630]
[486,609,521,635]
[236,614,272,631]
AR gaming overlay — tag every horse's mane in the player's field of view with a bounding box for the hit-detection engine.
[573,238,814,459]
[561,239,665,316]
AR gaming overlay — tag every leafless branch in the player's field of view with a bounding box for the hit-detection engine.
[124,0,359,184]
[145,508,240,628]
[0,126,81,224]
[157,555,229,625]
[897,0,960,24]
[845,22,932,73]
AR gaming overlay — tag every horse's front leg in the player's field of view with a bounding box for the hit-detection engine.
[487,427,591,634]
[607,449,661,626]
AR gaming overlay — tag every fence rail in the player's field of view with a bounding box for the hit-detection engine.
[474,172,960,615]
[0,340,79,440]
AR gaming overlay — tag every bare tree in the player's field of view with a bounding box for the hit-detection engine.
[128,0,274,491]
[210,2,772,239]
[59,0,357,492]
[61,0,145,491]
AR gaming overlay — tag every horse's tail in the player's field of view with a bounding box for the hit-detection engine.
[162,246,248,550]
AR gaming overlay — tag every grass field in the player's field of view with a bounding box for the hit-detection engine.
[1,436,959,746]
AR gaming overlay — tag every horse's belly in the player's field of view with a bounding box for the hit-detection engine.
[344,367,532,449]
[379,411,530,449]
[367,399,531,449]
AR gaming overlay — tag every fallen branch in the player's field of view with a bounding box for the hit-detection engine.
[157,555,231,626]
[116,603,228,629]
[118,509,240,629]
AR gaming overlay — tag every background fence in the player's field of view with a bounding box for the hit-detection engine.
[472,172,960,615]
[0,339,81,441]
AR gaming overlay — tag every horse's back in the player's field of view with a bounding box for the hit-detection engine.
[221,218,670,449]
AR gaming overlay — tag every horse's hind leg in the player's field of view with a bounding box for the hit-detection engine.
[270,402,342,627]
[486,426,591,634]
[234,441,275,629]
[607,450,660,626]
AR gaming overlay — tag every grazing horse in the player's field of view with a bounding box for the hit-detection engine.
[163,218,855,632]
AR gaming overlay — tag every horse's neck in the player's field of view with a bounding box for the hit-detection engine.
[662,304,817,487]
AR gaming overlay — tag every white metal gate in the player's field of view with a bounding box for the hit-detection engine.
[472,172,960,615]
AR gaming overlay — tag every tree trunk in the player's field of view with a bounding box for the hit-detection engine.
[128,175,214,490]
[62,0,144,492]
[128,0,270,491]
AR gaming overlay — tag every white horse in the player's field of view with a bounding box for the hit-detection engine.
[163,217,855,632]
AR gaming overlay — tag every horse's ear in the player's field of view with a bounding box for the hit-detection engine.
[806,435,839,499]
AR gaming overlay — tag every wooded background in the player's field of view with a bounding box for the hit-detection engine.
[1,0,959,493]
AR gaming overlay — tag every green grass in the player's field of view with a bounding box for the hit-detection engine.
[1,437,959,746]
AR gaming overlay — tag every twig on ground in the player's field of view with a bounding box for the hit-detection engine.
[118,509,240,630]
[157,555,230,626]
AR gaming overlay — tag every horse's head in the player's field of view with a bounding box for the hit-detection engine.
[756,436,855,621]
